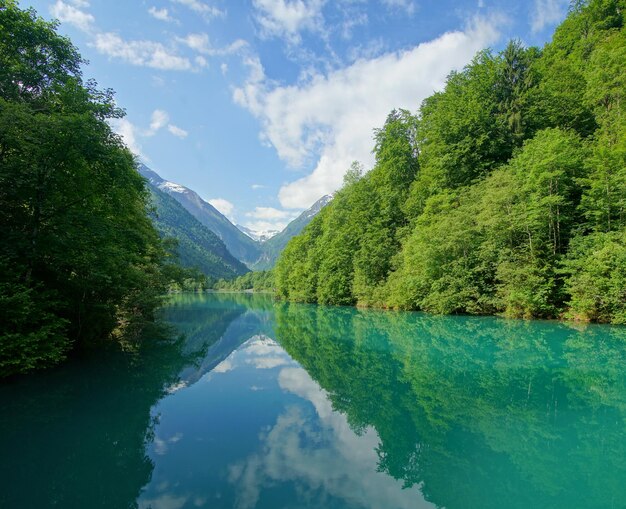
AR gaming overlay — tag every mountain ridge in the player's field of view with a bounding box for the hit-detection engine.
[139,164,262,266]
[251,194,333,270]
[145,181,249,280]
[237,224,279,242]
[139,164,332,270]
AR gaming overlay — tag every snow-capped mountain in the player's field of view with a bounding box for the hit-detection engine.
[237,225,280,243]
[139,164,332,270]
[251,194,333,270]
[138,164,261,266]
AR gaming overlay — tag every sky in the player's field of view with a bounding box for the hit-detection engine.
[21,0,570,233]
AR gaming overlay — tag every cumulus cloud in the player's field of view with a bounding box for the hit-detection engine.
[228,366,426,509]
[50,0,224,71]
[50,0,95,32]
[234,15,503,209]
[51,0,230,71]
[246,207,294,220]
[94,32,194,70]
[252,0,327,43]
[243,206,299,232]
[148,6,176,22]
[149,109,170,133]
[209,198,236,218]
[530,0,568,33]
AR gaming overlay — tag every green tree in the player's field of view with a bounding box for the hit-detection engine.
[0,1,171,375]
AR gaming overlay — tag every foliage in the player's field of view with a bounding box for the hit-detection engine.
[147,185,248,281]
[276,0,626,323]
[564,230,626,323]
[214,270,275,292]
[0,1,175,375]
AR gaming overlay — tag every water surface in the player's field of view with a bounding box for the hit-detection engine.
[2,293,626,509]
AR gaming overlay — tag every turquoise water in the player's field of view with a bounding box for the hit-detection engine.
[2,293,626,509]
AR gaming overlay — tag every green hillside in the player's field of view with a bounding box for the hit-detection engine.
[139,165,261,266]
[148,186,248,281]
[275,0,626,324]
[252,195,332,270]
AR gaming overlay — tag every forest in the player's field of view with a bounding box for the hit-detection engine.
[275,0,626,324]
[0,1,194,376]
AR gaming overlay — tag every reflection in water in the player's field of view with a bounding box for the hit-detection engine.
[1,294,626,509]
[0,294,252,509]
[229,364,430,509]
[274,303,626,509]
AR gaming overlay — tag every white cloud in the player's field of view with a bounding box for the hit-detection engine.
[51,0,226,72]
[234,15,503,209]
[381,0,416,16]
[170,0,226,19]
[340,10,368,40]
[94,32,193,70]
[110,110,188,158]
[252,0,327,43]
[244,219,288,232]
[209,198,235,218]
[246,206,294,220]
[138,494,188,509]
[149,109,169,133]
[243,206,299,232]
[246,356,290,369]
[110,118,145,158]
[530,0,568,33]
[213,358,234,373]
[251,184,266,189]
[178,33,248,56]
[178,33,212,53]
[50,0,95,32]
[148,6,176,22]
[168,124,189,138]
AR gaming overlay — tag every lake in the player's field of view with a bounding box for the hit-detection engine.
[2,293,626,509]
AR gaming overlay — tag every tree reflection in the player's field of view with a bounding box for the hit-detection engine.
[274,303,626,509]
[0,297,246,509]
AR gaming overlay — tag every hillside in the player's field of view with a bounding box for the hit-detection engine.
[275,1,626,324]
[139,164,331,270]
[252,195,333,270]
[139,165,262,266]
[147,186,248,280]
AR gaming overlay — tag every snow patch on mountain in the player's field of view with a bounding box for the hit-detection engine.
[237,224,280,242]
[159,181,187,194]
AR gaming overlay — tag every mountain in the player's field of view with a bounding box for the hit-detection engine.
[252,194,333,270]
[139,164,331,271]
[139,165,262,266]
[237,224,279,242]
[147,185,249,280]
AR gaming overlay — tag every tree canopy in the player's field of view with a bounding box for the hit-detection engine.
[0,1,176,376]
[276,0,626,324]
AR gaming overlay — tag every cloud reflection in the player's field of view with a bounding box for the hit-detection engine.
[228,365,433,509]
[212,335,293,375]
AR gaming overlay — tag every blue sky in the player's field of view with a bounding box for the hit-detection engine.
[21,0,569,232]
